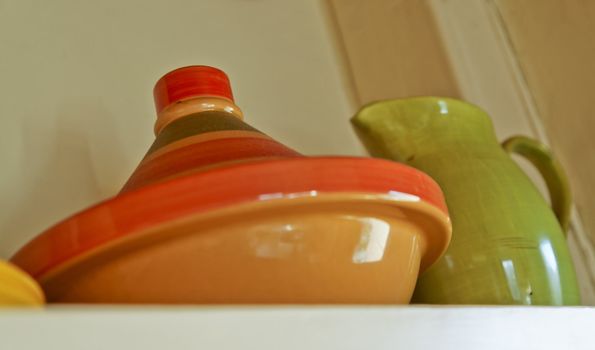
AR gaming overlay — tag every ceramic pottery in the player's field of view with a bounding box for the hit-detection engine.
[11,67,452,304]
[352,97,580,305]
[0,260,44,306]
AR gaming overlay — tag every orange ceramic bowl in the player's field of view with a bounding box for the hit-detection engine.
[11,157,451,304]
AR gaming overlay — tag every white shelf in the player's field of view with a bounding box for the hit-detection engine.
[2,306,594,349]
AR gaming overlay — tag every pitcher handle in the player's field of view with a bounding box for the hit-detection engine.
[502,136,572,233]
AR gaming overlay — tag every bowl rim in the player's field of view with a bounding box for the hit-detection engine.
[11,156,450,279]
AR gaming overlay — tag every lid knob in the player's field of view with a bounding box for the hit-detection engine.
[153,65,234,114]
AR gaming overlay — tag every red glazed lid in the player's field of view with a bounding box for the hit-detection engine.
[153,65,234,114]
[11,157,449,279]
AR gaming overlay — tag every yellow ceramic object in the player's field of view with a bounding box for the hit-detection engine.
[0,260,44,306]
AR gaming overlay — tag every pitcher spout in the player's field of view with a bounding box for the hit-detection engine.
[351,97,498,162]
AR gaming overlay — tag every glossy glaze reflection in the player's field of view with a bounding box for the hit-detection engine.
[352,97,580,305]
[38,194,449,304]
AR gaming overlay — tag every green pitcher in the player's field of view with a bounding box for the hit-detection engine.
[351,97,580,305]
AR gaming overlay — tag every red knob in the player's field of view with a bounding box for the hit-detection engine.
[153,65,234,114]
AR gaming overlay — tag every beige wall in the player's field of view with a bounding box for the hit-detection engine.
[327,0,460,105]
[0,0,359,258]
[495,0,595,245]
